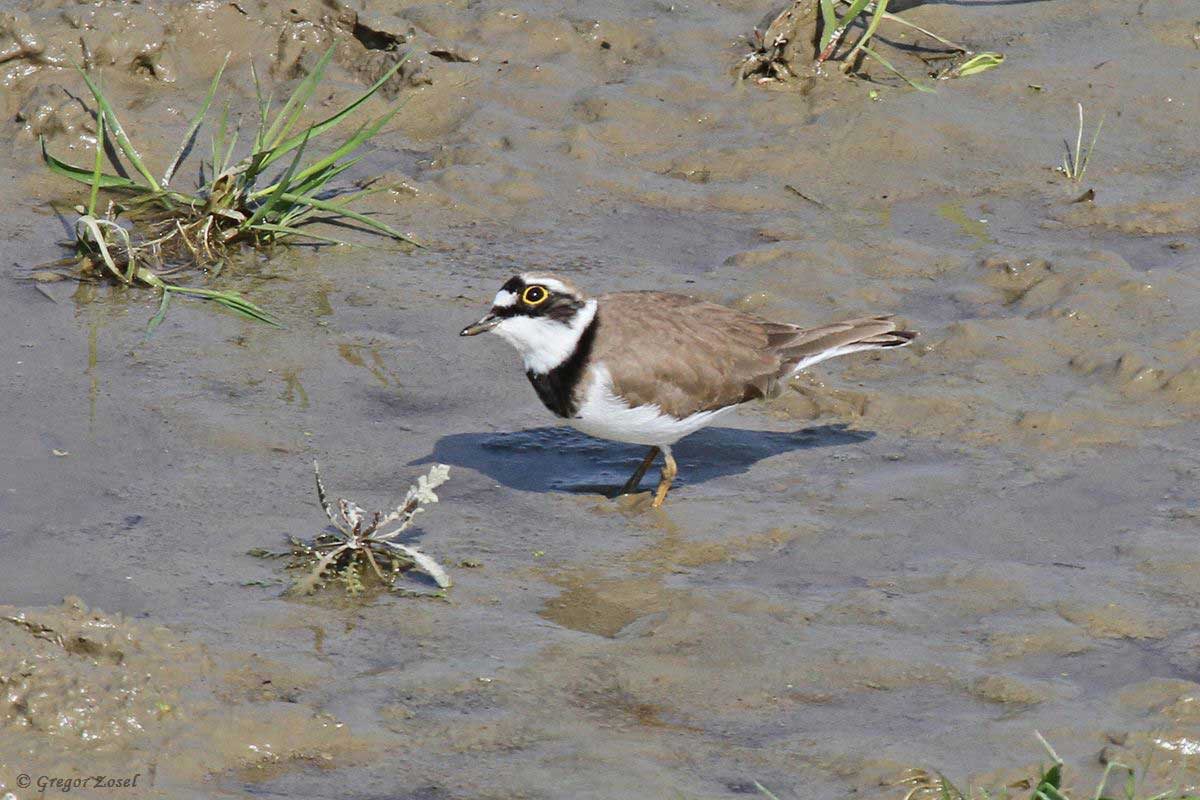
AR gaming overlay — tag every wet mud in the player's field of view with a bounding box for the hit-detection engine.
[2,0,1200,797]
[0,597,363,796]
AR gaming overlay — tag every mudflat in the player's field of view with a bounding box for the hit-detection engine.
[2,1,1199,797]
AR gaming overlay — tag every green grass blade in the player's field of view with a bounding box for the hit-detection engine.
[836,0,873,28]
[252,102,402,200]
[822,0,871,50]
[293,183,386,214]
[1079,110,1105,179]
[165,285,279,325]
[210,293,279,326]
[242,130,310,230]
[260,90,275,150]
[221,125,241,179]
[1092,762,1128,800]
[878,11,967,51]
[277,191,420,245]
[42,137,142,191]
[250,119,370,200]
[212,100,230,176]
[251,61,272,152]
[948,52,1004,78]
[163,52,228,186]
[87,114,106,216]
[1035,731,1062,764]
[860,45,936,92]
[249,222,349,244]
[753,781,782,800]
[819,0,836,37]
[1073,102,1084,177]
[258,52,409,171]
[229,299,277,325]
[288,157,360,200]
[263,46,334,150]
[274,159,364,226]
[843,0,888,65]
[289,184,388,217]
[75,66,161,191]
[146,289,172,336]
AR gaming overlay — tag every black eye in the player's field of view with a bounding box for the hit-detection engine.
[522,285,548,305]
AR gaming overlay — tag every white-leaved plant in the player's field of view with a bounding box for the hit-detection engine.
[287,461,453,596]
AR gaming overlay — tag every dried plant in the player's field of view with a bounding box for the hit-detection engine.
[284,461,452,596]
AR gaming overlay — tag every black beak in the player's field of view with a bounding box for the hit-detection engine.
[460,312,500,337]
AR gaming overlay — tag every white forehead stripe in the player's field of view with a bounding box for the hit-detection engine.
[520,275,573,296]
[492,290,517,308]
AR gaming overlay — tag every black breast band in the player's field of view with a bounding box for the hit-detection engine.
[525,314,599,418]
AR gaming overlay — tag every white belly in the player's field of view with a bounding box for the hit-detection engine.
[568,364,736,446]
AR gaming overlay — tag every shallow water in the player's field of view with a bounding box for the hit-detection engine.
[2,0,1200,797]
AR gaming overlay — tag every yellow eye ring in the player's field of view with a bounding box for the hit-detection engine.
[522,285,549,306]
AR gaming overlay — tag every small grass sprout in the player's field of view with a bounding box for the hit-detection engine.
[283,461,453,597]
[41,47,420,327]
[1058,102,1106,182]
[942,51,1005,79]
[754,782,782,800]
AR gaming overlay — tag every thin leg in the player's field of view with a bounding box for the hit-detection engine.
[618,446,660,496]
[651,446,677,508]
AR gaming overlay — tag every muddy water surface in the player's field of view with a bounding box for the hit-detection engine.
[3,1,1200,798]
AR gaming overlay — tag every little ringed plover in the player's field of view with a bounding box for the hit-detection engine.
[461,274,916,507]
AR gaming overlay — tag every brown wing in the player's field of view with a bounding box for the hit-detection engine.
[589,293,917,418]
[589,292,784,418]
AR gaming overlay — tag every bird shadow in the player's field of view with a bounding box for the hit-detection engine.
[410,424,873,494]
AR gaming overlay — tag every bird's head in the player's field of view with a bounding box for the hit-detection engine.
[460,273,597,374]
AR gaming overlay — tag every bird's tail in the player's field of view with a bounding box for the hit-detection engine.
[766,315,917,375]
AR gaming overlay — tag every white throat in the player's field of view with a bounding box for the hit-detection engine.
[491,299,597,374]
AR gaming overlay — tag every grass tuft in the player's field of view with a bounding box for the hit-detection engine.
[740,0,1001,91]
[41,48,420,328]
[1058,102,1106,182]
